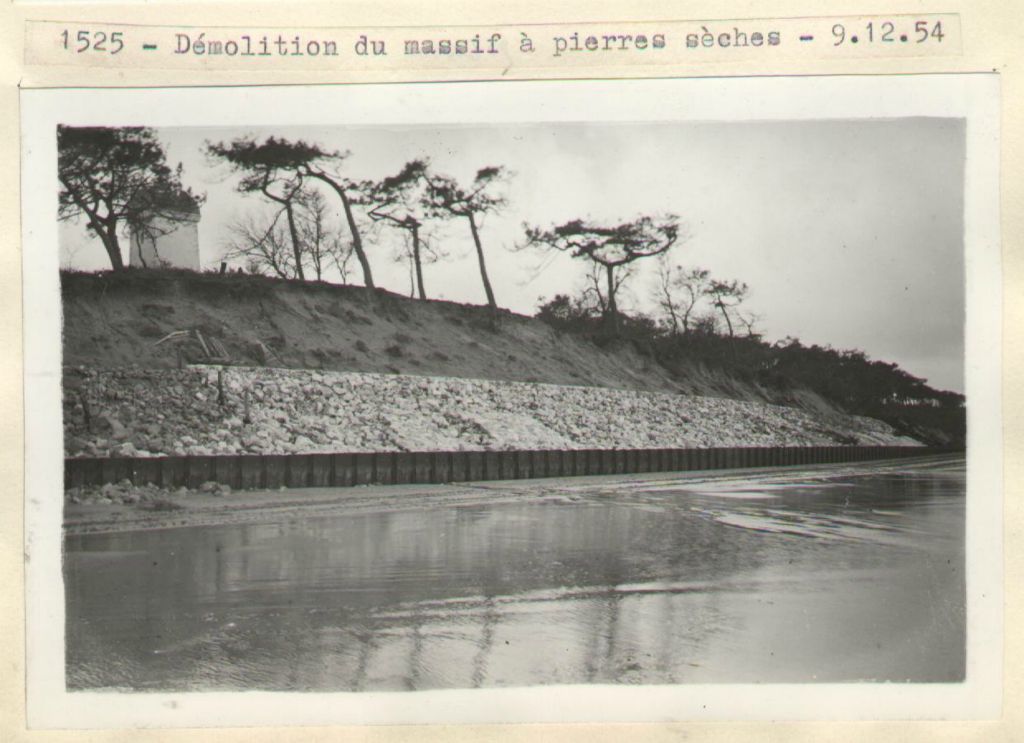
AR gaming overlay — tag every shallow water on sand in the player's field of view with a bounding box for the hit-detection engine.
[65,458,965,691]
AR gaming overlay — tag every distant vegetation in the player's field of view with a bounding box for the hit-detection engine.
[535,288,964,445]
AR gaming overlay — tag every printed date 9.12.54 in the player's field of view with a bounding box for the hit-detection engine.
[832,20,944,46]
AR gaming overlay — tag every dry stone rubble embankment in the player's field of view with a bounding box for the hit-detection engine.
[62,366,920,459]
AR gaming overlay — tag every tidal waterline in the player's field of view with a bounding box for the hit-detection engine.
[64,457,965,690]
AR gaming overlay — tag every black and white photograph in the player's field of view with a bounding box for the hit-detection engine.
[21,76,1001,726]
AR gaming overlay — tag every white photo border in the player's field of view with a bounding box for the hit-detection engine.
[21,74,1002,728]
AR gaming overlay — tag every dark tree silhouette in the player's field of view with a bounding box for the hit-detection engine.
[206,137,312,279]
[523,214,680,334]
[58,126,202,271]
[299,153,376,291]
[296,188,349,282]
[736,309,763,339]
[582,260,635,318]
[362,159,433,299]
[423,166,510,317]
[651,258,712,336]
[706,279,749,338]
[207,136,375,288]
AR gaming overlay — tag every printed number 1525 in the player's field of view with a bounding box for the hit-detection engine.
[60,29,125,54]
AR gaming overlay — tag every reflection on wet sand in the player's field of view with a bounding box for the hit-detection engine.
[65,458,965,691]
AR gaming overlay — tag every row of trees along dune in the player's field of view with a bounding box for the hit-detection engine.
[59,129,686,334]
[203,137,517,322]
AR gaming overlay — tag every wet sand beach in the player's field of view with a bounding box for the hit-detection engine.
[64,455,965,690]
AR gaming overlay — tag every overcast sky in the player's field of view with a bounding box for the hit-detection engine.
[60,118,966,393]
